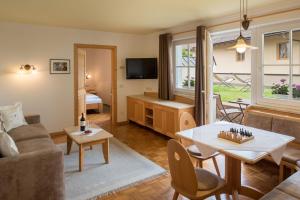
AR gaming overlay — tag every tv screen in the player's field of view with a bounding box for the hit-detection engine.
[126,58,158,79]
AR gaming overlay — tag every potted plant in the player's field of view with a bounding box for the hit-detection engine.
[182,77,195,88]
[271,79,289,99]
[293,84,300,99]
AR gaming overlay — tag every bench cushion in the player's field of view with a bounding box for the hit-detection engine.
[8,124,49,142]
[16,138,56,154]
[243,112,272,131]
[282,145,300,164]
[276,171,300,198]
[272,116,300,143]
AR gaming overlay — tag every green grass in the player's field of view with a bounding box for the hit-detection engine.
[213,85,274,102]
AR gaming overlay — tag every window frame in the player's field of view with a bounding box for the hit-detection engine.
[172,38,196,94]
[253,20,300,112]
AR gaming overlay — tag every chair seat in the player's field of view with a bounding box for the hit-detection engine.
[282,146,300,164]
[187,145,220,159]
[195,168,219,191]
[187,145,202,156]
[221,109,242,115]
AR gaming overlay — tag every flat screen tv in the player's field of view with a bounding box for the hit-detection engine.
[126,58,158,79]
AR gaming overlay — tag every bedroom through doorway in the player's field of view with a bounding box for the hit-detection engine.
[74,44,117,128]
[85,48,112,125]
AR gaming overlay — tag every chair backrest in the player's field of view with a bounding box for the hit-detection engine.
[179,112,196,131]
[167,139,198,195]
[214,94,225,112]
[233,74,247,84]
[213,74,223,82]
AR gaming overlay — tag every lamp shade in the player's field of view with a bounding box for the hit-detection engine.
[228,34,258,53]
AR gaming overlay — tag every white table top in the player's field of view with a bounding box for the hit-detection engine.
[176,121,295,164]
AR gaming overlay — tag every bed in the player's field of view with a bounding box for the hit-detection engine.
[86,93,103,113]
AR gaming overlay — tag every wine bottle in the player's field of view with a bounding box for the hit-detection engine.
[80,113,86,131]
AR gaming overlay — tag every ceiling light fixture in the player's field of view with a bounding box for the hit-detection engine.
[228,0,258,53]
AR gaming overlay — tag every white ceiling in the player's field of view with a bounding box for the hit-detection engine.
[0,0,296,34]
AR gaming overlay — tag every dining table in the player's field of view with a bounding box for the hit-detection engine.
[176,121,295,200]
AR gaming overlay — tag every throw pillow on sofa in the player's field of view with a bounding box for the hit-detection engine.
[0,102,27,132]
[0,130,19,157]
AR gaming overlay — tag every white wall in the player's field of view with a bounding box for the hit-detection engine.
[0,22,158,132]
[85,48,112,105]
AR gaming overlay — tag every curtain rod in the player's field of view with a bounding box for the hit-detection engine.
[172,7,300,36]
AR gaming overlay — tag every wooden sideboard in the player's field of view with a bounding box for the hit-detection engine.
[127,95,194,138]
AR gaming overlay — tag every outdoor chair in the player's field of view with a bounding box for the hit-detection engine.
[215,94,243,124]
[233,74,251,92]
[213,74,235,88]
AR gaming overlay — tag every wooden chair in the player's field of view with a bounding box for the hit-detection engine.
[179,112,221,177]
[167,139,226,200]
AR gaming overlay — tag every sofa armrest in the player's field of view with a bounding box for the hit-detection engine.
[24,114,40,124]
[0,148,65,200]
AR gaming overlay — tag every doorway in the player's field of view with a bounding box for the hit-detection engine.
[74,44,117,127]
[208,30,253,123]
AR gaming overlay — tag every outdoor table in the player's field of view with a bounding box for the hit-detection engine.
[229,99,251,120]
[176,121,294,200]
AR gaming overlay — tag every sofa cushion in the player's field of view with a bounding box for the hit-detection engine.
[8,123,49,142]
[243,112,272,131]
[276,171,300,198]
[282,145,300,164]
[16,138,56,154]
[272,116,300,143]
[260,188,298,200]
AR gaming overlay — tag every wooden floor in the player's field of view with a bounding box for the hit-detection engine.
[53,121,280,200]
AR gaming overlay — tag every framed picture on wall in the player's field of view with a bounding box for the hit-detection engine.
[50,59,70,74]
[277,42,288,60]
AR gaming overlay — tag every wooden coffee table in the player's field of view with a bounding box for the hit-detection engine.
[64,125,113,171]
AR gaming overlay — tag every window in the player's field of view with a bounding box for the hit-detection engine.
[173,40,196,91]
[261,29,300,101]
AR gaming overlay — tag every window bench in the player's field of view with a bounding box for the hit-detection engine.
[244,105,300,182]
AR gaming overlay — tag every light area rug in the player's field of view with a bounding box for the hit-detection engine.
[57,138,166,200]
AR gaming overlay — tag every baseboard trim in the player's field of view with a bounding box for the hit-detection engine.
[117,121,129,126]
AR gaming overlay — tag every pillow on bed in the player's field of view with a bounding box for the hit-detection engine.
[0,103,27,132]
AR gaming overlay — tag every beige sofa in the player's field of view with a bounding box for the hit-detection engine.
[243,105,300,182]
[0,115,65,200]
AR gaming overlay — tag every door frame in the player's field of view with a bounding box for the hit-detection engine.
[74,43,117,125]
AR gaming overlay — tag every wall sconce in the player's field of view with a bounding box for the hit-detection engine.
[19,64,37,74]
[86,74,92,79]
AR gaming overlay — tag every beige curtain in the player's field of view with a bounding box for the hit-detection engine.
[195,26,206,126]
[158,33,174,100]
